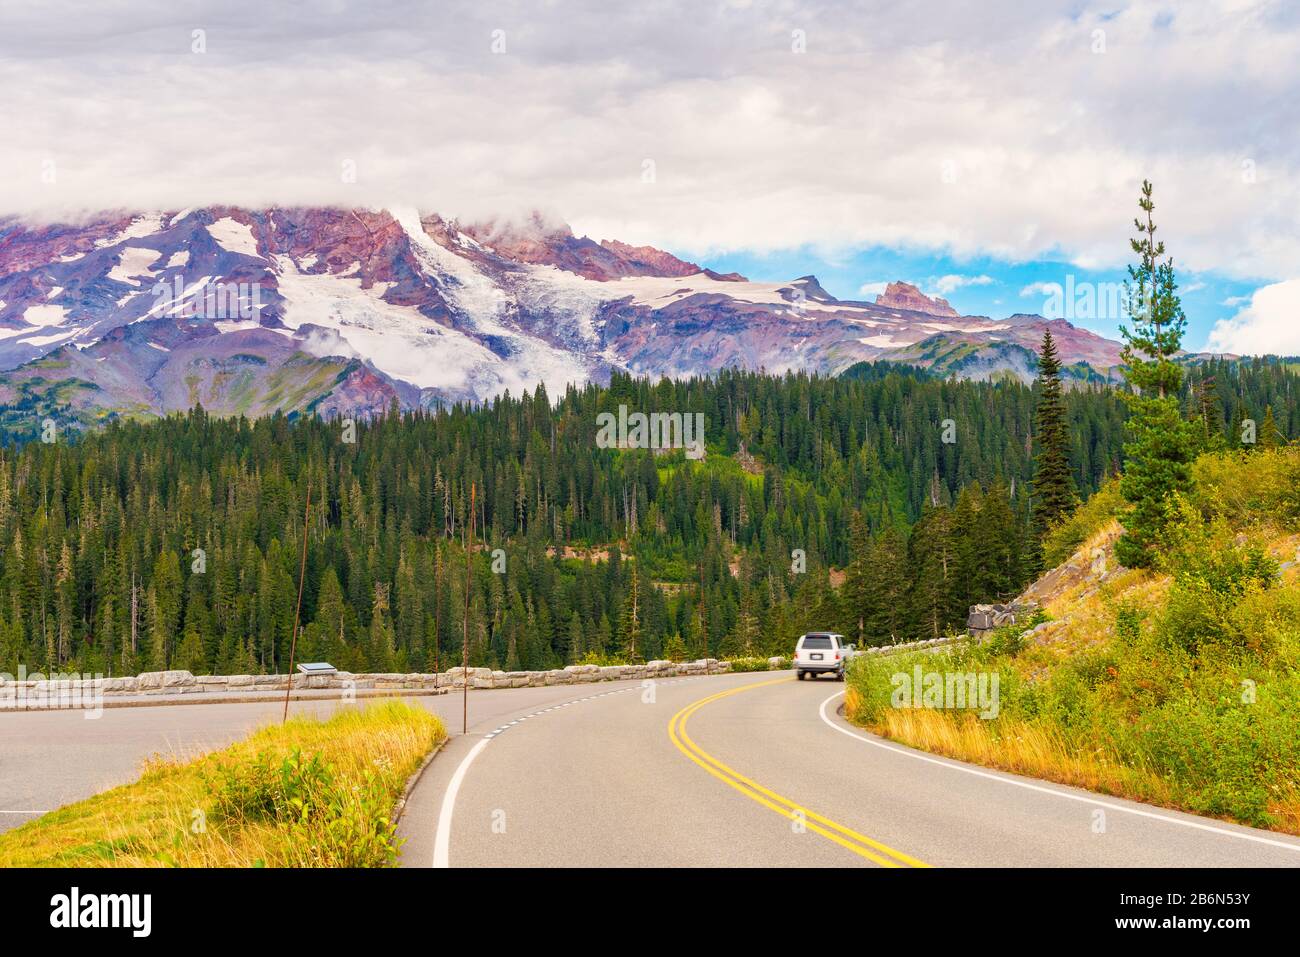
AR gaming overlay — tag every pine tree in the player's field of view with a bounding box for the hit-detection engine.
[567,611,584,663]
[726,588,761,658]
[619,567,644,663]
[842,511,873,644]
[866,528,909,644]
[977,480,1020,599]
[1115,180,1197,569]
[1194,374,1226,451]
[686,605,707,661]
[908,506,955,640]
[1031,330,1078,539]
[145,587,167,671]
[368,582,396,671]
[1260,405,1281,449]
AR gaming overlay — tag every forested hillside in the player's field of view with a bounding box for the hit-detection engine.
[0,362,1292,678]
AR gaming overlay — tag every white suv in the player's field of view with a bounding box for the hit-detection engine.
[794,632,852,681]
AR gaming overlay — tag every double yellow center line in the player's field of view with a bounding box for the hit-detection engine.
[668,677,930,868]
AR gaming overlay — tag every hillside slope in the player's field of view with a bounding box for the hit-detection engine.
[846,447,1300,833]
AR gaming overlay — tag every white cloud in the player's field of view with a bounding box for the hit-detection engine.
[929,274,995,294]
[0,1,1297,281]
[858,281,890,298]
[1205,279,1300,355]
[1020,281,1063,298]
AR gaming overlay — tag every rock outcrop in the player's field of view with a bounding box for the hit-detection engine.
[967,601,1041,638]
[873,281,960,317]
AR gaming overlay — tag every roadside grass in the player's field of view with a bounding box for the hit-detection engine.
[846,683,1175,808]
[846,447,1300,834]
[0,700,445,867]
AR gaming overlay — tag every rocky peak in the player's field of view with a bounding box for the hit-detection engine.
[874,281,960,318]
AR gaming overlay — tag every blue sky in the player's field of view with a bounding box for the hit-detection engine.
[703,248,1260,350]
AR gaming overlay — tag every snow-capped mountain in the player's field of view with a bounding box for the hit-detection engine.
[0,207,1126,424]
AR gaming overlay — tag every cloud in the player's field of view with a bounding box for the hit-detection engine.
[0,1,1297,280]
[858,281,890,298]
[929,274,995,294]
[1020,281,1063,298]
[1205,280,1300,355]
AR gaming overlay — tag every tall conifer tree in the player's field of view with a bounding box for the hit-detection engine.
[1116,180,1197,569]
[1031,330,1078,540]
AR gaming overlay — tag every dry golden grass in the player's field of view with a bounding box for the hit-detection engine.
[860,705,1174,808]
[0,700,445,868]
[856,704,1300,834]
[845,500,1300,834]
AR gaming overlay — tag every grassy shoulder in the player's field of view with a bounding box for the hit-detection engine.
[846,447,1300,833]
[0,700,446,867]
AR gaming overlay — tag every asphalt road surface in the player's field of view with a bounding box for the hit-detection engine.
[397,670,1300,867]
[0,682,690,834]
[6,671,1300,866]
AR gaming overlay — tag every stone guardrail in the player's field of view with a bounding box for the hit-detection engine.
[3,640,982,711]
[0,659,734,707]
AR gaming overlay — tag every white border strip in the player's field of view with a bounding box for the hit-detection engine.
[818,690,1300,854]
[432,737,489,869]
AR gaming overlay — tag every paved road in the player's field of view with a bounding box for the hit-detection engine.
[0,681,685,834]
[6,671,1300,866]
[399,670,1300,867]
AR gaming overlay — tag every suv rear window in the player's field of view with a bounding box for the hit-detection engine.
[801,636,833,649]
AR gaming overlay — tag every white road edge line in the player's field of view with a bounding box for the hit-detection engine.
[818,690,1300,853]
[433,673,738,867]
[433,737,490,868]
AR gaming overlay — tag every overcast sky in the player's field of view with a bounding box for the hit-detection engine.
[1,0,1296,351]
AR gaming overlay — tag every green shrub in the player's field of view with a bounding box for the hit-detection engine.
[1157,502,1278,655]
[1225,584,1300,661]
[1042,479,1123,568]
[206,746,402,867]
[575,651,633,667]
[1190,448,1300,527]
[663,634,688,662]
[1131,682,1300,825]
[728,656,783,672]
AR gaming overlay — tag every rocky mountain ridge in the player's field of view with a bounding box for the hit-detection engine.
[0,207,1129,424]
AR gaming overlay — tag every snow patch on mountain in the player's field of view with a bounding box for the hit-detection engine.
[273,254,498,392]
[107,246,163,285]
[393,207,596,397]
[22,304,69,326]
[95,214,165,249]
[21,330,76,347]
[508,262,605,348]
[205,217,261,258]
[392,206,508,328]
